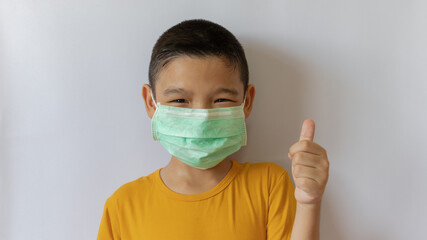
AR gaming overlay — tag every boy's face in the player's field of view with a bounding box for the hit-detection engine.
[142,55,255,119]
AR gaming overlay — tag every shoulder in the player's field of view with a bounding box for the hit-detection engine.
[240,161,289,179]
[236,160,291,189]
[106,171,157,205]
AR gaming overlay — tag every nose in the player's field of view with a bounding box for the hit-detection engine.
[191,101,212,109]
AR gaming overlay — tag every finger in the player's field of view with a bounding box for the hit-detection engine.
[291,152,328,170]
[299,119,315,142]
[294,177,321,194]
[289,140,326,157]
[292,165,324,183]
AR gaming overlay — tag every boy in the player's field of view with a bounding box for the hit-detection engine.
[97,19,329,240]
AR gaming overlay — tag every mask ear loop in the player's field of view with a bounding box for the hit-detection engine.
[241,94,247,107]
[150,90,159,109]
[150,89,160,140]
[241,93,247,146]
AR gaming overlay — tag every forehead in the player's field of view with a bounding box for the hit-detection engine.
[155,55,243,93]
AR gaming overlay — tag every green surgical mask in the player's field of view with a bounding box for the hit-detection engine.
[150,91,247,169]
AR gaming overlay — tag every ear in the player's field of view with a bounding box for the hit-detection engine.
[142,84,157,119]
[243,84,255,119]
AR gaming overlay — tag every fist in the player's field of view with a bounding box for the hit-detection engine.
[288,119,329,205]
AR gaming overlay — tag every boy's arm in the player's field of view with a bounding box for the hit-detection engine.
[290,203,321,240]
[288,119,329,240]
[97,197,121,240]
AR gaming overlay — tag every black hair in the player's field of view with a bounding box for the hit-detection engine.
[148,19,249,100]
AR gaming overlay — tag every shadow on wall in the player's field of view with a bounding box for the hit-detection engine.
[229,39,346,240]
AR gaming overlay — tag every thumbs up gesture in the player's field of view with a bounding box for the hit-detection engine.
[288,119,329,206]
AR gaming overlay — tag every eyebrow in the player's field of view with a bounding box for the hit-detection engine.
[163,87,239,96]
[214,87,239,96]
[163,88,191,96]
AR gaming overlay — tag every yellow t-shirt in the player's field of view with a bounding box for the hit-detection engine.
[97,159,296,240]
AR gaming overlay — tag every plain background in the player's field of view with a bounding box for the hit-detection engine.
[1,0,426,239]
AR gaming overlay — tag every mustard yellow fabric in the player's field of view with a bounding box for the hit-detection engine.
[97,159,296,240]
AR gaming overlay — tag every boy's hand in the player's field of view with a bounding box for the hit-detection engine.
[288,119,329,206]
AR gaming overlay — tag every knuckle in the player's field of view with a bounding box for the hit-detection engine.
[318,173,327,182]
[320,159,329,169]
[320,176,329,186]
[320,170,329,182]
[322,148,328,157]
[301,140,310,148]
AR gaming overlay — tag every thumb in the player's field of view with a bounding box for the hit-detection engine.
[299,119,315,142]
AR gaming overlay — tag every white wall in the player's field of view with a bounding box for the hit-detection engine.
[1,1,426,239]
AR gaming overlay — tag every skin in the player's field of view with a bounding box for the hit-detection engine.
[141,55,329,240]
[288,119,329,240]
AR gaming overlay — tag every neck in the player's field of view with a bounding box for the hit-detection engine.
[160,156,233,191]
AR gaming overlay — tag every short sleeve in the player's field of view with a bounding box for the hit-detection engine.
[97,197,121,240]
[266,170,297,240]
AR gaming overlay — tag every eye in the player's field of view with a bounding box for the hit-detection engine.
[170,99,188,103]
[215,98,234,103]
